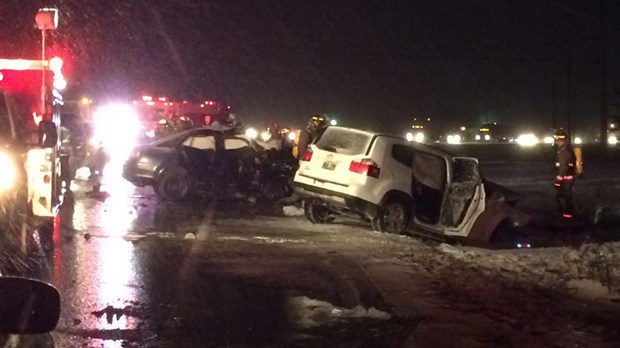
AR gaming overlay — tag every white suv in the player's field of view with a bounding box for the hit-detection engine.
[293,126,518,239]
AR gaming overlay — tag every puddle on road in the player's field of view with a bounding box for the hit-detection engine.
[143,277,419,347]
[53,177,421,346]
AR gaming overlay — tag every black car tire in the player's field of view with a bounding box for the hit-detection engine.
[371,199,410,234]
[261,181,292,201]
[157,167,191,201]
[303,199,335,224]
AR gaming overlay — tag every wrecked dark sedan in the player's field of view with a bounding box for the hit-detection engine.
[122,127,293,201]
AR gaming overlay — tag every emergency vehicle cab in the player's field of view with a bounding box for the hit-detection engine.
[1,58,66,252]
[134,95,234,138]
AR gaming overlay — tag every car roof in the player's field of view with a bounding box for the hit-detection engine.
[326,126,457,159]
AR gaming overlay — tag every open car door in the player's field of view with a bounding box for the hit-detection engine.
[440,157,486,236]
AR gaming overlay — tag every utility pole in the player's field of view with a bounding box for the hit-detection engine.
[552,68,557,129]
[599,0,608,145]
[566,50,573,138]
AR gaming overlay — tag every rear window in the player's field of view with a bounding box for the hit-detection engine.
[315,127,372,156]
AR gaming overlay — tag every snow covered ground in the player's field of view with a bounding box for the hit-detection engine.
[443,145,620,308]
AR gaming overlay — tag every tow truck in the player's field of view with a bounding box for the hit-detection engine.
[0,57,66,270]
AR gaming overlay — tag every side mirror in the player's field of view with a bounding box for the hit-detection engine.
[0,277,61,334]
[39,120,58,147]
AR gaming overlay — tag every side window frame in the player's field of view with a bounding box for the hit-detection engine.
[391,143,415,167]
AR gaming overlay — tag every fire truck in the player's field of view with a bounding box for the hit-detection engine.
[133,96,234,139]
[0,57,66,270]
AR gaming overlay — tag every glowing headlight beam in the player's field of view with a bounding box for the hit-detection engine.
[245,127,258,139]
[414,132,425,143]
[446,134,461,144]
[516,133,539,147]
[0,152,17,192]
[543,136,554,144]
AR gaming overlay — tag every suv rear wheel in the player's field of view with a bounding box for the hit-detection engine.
[371,199,410,234]
[304,199,335,224]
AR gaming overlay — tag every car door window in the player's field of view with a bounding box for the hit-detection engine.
[441,158,481,227]
[221,136,254,179]
[392,144,415,167]
[181,135,217,177]
[411,151,446,224]
[224,137,249,150]
[183,135,216,150]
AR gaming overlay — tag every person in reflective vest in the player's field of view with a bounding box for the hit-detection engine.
[553,130,576,219]
[294,114,328,160]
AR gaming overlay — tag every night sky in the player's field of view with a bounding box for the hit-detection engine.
[1,0,619,135]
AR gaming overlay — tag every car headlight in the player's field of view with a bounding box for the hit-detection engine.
[543,136,554,144]
[447,134,461,144]
[0,152,17,192]
[245,127,258,139]
[516,133,538,147]
[413,132,425,143]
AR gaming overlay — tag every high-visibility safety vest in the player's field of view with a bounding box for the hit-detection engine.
[292,129,302,159]
[574,147,583,176]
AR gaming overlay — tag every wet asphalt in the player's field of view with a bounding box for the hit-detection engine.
[35,176,418,347]
[27,144,620,347]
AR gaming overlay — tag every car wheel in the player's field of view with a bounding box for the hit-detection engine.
[261,181,292,201]
[157,167,191,201]
[304,199,335,224]
[371,199,410,234]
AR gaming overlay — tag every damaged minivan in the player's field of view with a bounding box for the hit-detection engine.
[293,126,528,243]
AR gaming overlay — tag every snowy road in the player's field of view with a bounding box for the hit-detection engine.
[31,144,620,347]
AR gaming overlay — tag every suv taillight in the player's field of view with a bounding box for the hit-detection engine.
[349,158,380,178]
[301,148,313,161]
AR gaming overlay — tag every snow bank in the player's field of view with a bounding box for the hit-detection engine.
[437,242,620,304]
[282,205,304,217]
[286,296,391,328]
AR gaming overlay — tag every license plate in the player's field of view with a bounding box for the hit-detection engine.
[322,161,337,170]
